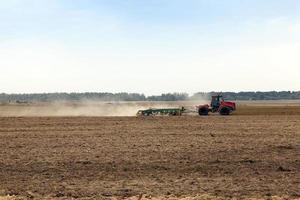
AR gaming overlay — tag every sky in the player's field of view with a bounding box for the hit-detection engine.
[0,0,299,95]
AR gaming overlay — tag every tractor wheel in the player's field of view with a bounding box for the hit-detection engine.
[219,107,230,115]
[198,107,209,115]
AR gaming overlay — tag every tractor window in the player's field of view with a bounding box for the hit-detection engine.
[211,96,219,107]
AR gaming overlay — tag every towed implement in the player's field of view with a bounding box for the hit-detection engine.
[137,94,236,116]
[137,107,186,116]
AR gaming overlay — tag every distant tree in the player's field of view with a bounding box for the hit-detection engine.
[0,91,299,102]
[147,93,188,101]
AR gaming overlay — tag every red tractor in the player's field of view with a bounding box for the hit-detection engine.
[197,94,236,115]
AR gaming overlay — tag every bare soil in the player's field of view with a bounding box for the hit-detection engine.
[0,103,299,199]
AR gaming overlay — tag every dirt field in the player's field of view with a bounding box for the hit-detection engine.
[0,102,300,199]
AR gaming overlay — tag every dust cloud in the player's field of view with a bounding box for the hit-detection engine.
[0,101,205,117]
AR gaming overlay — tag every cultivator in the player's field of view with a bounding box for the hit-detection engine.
[136,107,187,116]
[137,94,236,116]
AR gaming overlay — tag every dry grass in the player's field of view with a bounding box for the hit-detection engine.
[0,196,22,200]
[235,104,300,115]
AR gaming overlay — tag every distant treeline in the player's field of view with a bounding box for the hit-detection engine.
[192,91,300,101]
[0,91,300,102]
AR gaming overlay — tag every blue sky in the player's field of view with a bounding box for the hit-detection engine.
[0,0,300,94]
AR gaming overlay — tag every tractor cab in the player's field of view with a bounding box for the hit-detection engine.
[210,95,223,112]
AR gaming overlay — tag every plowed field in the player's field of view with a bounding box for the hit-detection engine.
[0,102,299,199]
